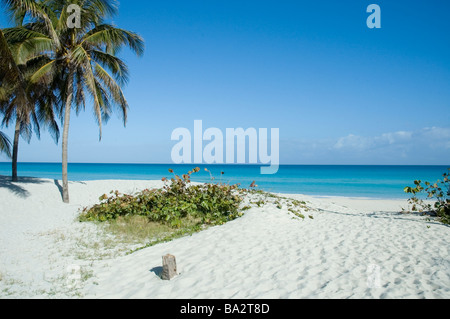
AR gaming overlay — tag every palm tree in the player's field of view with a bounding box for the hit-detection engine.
[0,27,28,176]
[0,24,60,182]
[0,30,13,159]
[4,0,144,202]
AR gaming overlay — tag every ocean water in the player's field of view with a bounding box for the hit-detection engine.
[0,163,448,199]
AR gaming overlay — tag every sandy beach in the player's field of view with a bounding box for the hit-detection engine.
[0,176,449,299]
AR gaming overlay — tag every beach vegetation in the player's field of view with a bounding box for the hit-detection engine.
[0,30,13,160]
[404,169,450,225]
[244,187,310,221]
[105,215,174,243]
[0,26,60,181]
[79,168,313,253]
[80,167,244,229]
[2,0,144,202]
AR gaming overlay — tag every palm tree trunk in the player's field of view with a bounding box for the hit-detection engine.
[12,118,20,182]
[62,72,74,203]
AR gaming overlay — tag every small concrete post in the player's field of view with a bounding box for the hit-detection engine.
[161,254,177,280]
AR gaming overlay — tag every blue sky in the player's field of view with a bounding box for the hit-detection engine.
[1,0,449,164]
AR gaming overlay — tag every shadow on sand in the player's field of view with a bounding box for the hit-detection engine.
[53,179,64,201]
[0,175,88,200]
[316,207,449,228]
[0,175,48,198]
[150,266,163,278]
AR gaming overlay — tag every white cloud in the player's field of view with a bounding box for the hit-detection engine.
[419,127,450,149]
[381,131,413,145]
[332,128,449,151]
[334,134,372,150]
[333,130,414,151]
[281,127,450,165]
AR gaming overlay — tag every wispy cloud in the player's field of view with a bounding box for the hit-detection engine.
[334,127,450,151]
[420,127,450,150]
[334,131,413,151]
[282,127,450,165]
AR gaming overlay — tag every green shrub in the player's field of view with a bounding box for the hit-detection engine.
[404,169,450,225]
[79,168,244,228]
[79,169,314,255]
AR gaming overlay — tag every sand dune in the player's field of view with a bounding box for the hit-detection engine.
[0,177,449,299]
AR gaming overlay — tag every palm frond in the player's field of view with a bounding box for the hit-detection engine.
[2,0,61,48]
[81,25,144,57]
[3,27,53,65]
[36,96,60,143]
[2,0,42,14]
[74,69,86,114]
[29,59,56,85]
[0,29,22,84]
[84,0,118,18]
[19,119,32,142]
[94,62,127,124]
[0,130,12,158]
[0,28,31,126]
[90,49,129,85]
[78,56,104,139]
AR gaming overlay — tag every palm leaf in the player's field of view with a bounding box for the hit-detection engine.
[13,37,53,65]
[36,96,60,143]
[29,59,56,85]
[94,62,127,124]
[2,0,61,49]
[0,131,12,158]
[90,49,129,85]
[76,51,104,139]
[0,28,22,84]
[84,0,118,17]
[81,25,144,57]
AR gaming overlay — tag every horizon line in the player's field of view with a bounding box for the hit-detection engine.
[0,162,449,167]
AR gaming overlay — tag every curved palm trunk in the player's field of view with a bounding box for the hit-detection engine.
[62,72,74,203]
[11,118,20,182]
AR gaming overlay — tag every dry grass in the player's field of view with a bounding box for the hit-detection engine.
[104,215,194,244]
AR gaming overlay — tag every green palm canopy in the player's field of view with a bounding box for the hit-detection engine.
[2,0,144,201]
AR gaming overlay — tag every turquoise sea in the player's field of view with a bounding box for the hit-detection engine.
[1,163,448,199]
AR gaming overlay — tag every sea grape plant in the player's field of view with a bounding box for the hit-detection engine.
[404,169,450,225]
[80,168,244,228]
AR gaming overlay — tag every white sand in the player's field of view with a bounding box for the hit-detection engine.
[0,176,449,299]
